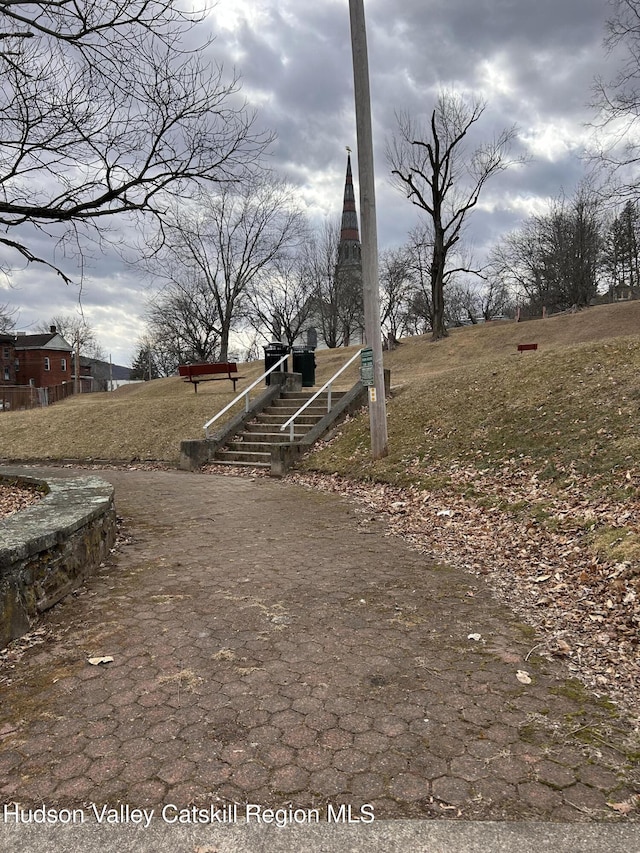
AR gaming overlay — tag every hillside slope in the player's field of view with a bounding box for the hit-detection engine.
[0,301,638,464]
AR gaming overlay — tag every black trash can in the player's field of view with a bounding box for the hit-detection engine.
[292,346,316,388]
[263,342,289,385]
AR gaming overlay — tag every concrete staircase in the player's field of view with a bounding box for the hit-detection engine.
[212,390,345,469]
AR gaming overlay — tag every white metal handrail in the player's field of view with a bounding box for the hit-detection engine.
[280,348,363,441]
[203,353,289,438]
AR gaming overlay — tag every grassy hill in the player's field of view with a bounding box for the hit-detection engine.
[305,306,640,494]
[0,301,638,470]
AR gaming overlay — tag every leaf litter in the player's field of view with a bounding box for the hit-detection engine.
[289,462,640,727]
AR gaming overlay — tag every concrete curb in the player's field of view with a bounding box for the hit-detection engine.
[0,819,638,853]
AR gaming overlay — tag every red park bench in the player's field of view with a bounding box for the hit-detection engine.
[178,362,245,393]
[517,343,538,353]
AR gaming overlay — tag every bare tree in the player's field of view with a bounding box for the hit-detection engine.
[387,93,518,339]
[477,277,514,321]
[145,273,221,371]
[602,200,640,296]
[145,177,305,361]
[591,0,640,201]
[245,252,315,347]
[443,280,479,326]
[304,218,364,348]
[403,223,433,334]
[35,313,104,358]
[490,185,603,313]
[0,302,17,332]
[379,247,413,346]
[304,220,341,348]
[0,1,268,284]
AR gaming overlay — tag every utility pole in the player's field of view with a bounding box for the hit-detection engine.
[348,0,388,458]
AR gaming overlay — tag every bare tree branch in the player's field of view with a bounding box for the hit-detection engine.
[0,1,271,283]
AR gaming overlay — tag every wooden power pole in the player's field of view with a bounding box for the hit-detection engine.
[348,0,388,458]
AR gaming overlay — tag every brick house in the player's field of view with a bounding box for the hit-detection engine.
[14,326,73,388]
[0,334,16,385]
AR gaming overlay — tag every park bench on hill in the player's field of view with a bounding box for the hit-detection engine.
[178,362,245,393]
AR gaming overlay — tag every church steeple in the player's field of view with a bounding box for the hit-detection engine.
[337,150,361,267]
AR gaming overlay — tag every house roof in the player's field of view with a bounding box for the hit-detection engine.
[14,332,73,352]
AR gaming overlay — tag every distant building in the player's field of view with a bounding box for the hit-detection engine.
[0,327,135,411]
[76,356,132,391]
[591,283,639,305]
[14,326,73,388]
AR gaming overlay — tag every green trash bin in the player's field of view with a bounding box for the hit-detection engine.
[292,347,316,388]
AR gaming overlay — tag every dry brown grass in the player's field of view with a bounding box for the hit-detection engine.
[0,301,638,464]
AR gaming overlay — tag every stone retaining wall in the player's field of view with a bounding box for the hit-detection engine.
[0,468,116,648]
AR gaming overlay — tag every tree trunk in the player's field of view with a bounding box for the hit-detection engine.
[430,233,449,341]
[219,324,230,362]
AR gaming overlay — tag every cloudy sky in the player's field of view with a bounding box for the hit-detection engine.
[0,0,623,365]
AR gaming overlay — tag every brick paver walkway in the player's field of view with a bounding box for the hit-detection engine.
[0,468,638,822]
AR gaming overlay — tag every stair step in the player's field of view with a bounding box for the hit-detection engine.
[238,431,308,443]
[256,413,324,426]
[214,450,271,464]
[262,405,329,416]
[280,391,345,400]
[226,440,289,452]
[209,459,271,469]
[242,425,310,437]
[270,398,337,409]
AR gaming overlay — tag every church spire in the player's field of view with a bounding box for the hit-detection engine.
[340,149,360,244]
[334,149,363,347]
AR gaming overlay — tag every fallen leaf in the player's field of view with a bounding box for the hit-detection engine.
[516,670,532,684]
[87,656,114,666]
[607,798,638,815]
[286,464,640,721]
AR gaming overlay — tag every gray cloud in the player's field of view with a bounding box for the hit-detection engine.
[1,0,625,364]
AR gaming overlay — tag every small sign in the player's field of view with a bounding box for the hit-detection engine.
[368,386,377,403]
[360,347,374,386]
